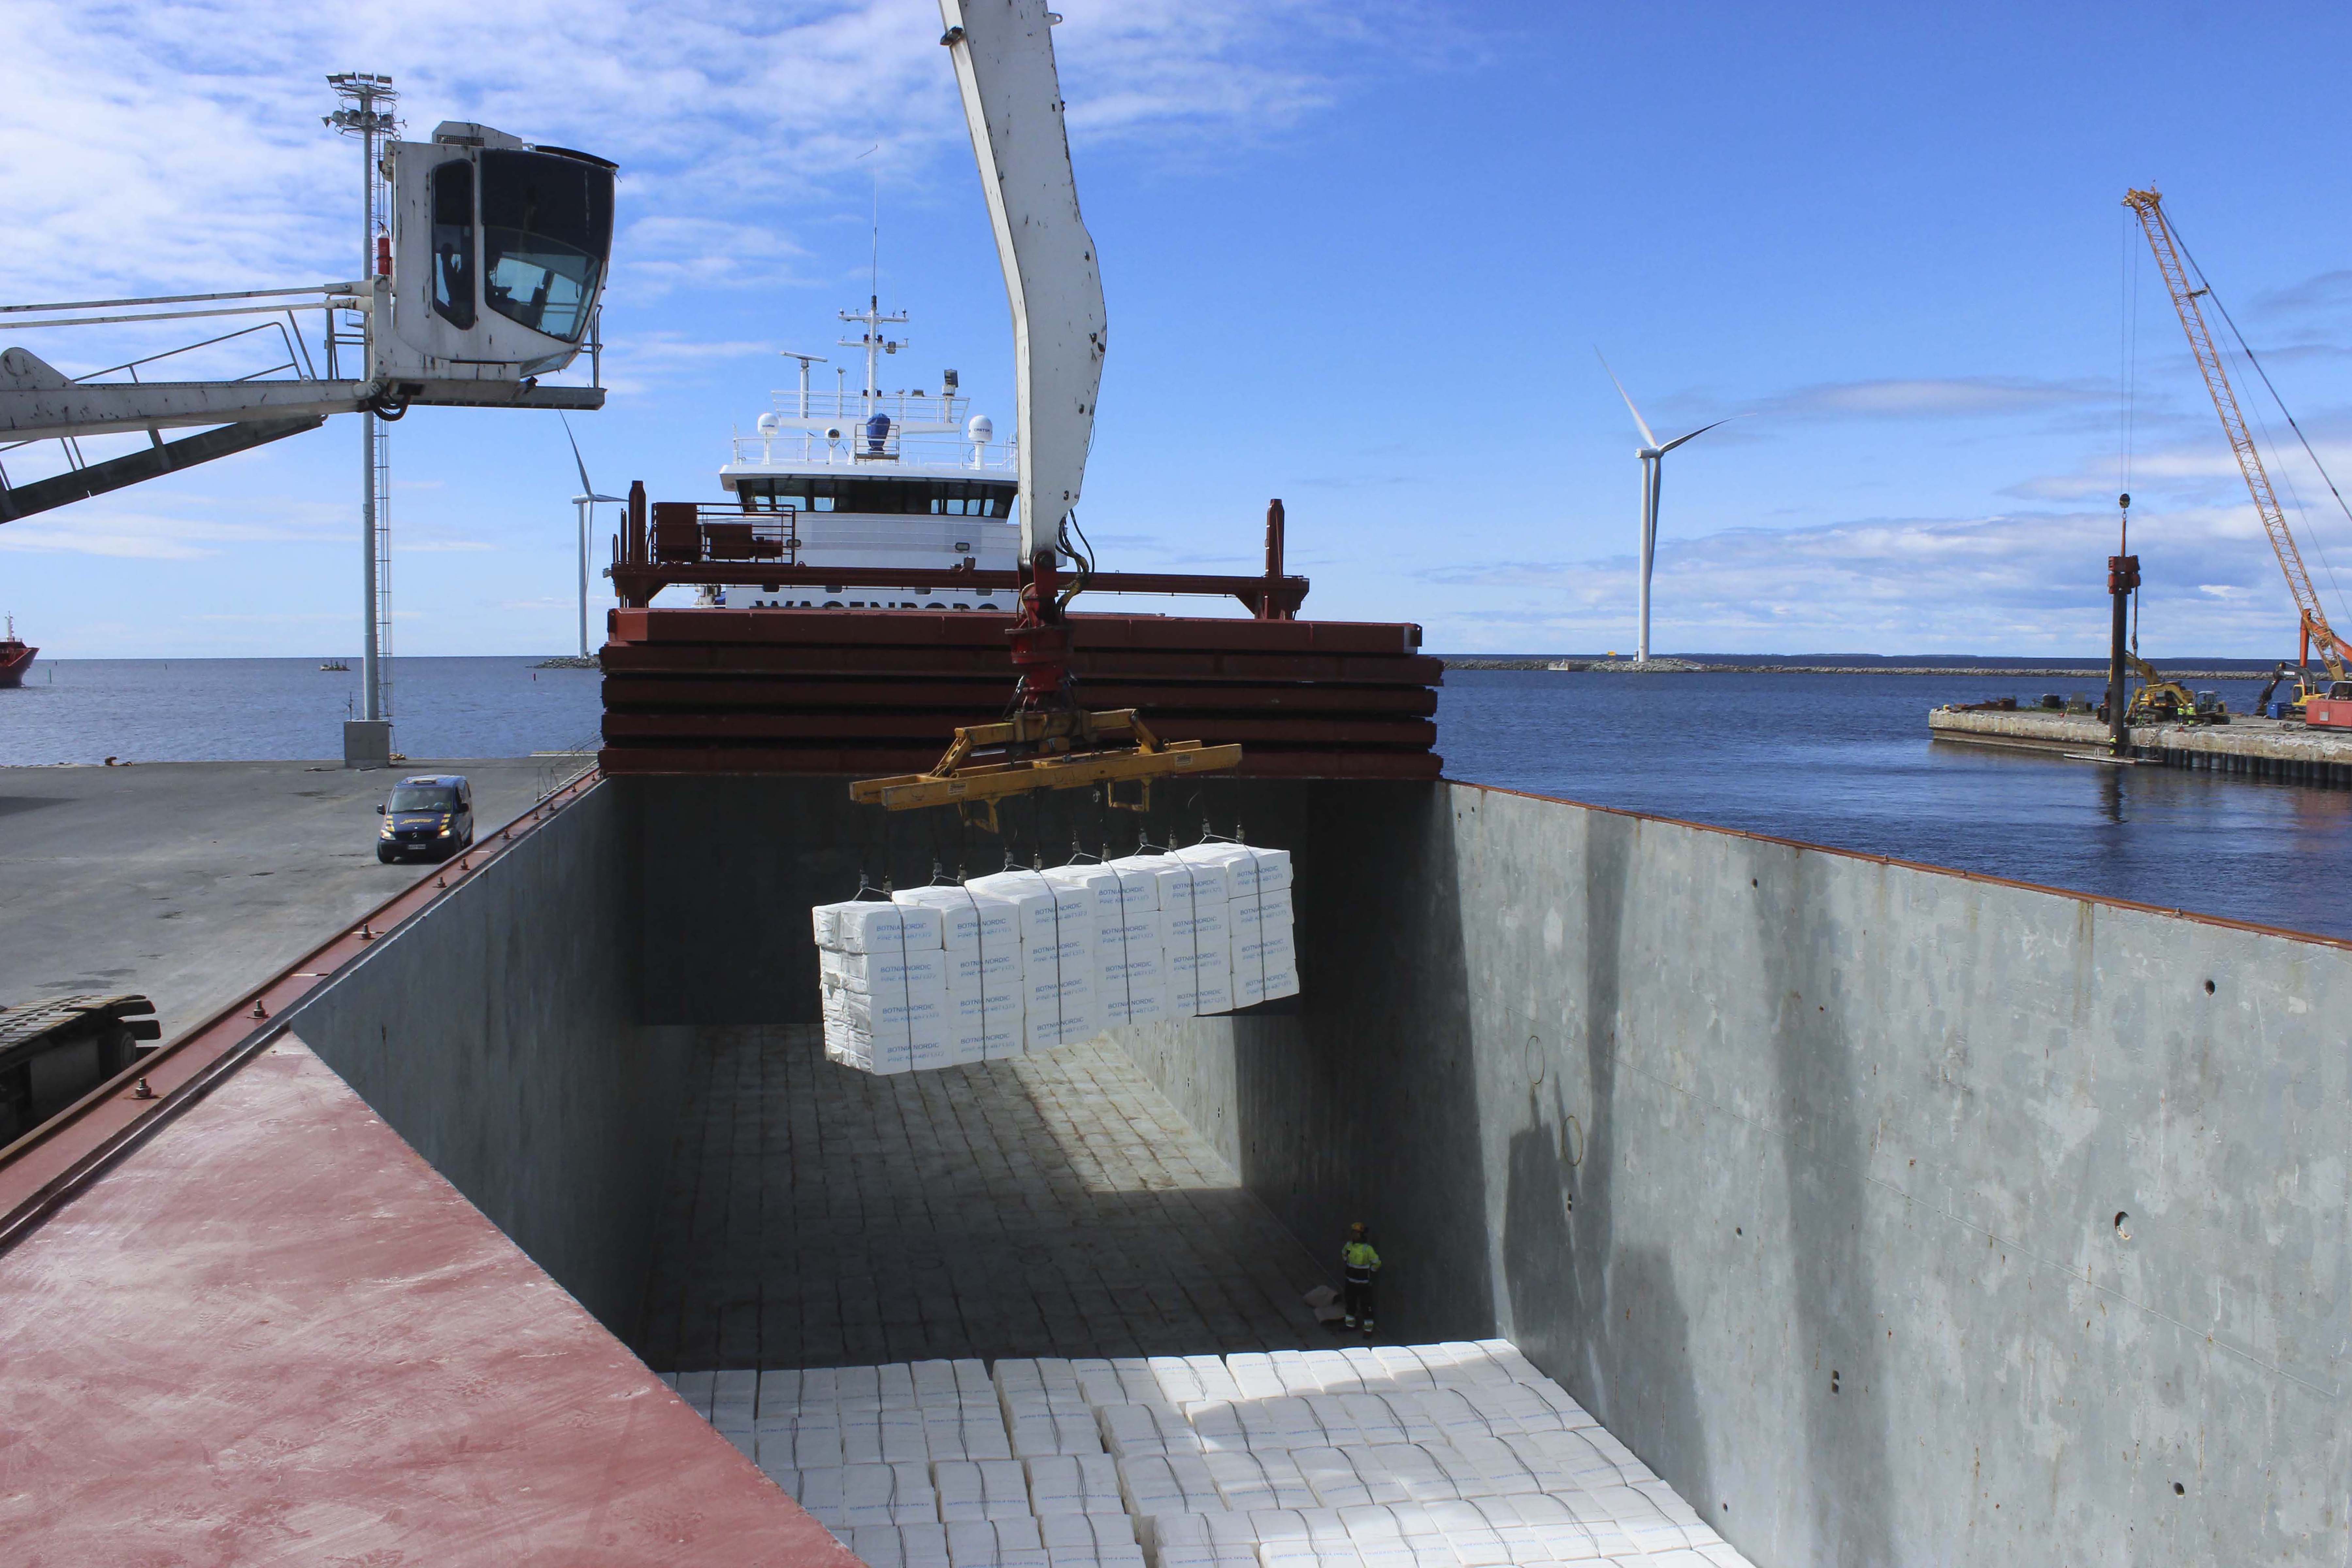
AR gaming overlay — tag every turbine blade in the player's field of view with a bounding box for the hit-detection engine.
[559,412,596,498]
[1594,348,1657,449]
[1658,414,1741,454]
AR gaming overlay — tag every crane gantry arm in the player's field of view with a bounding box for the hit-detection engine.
[2124,187,2346,682]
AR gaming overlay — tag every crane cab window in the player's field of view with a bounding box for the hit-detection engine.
[480,150,613,343]
[429,162,476,329]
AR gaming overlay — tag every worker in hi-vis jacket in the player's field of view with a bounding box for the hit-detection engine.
[1341,1221,1381,1332]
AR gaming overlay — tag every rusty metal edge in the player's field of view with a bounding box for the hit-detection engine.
[0,763,604,1256]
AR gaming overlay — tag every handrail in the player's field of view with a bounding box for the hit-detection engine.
[0,282,359,315]
[2,301,365,333]
[75,319,317,386]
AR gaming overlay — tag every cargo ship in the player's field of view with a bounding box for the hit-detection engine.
[2,9,2343,1567]
[0,615,33,687]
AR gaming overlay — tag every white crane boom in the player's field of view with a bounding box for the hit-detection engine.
[938,0,1107,561]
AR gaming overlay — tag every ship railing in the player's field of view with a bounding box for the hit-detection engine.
[640,502,808,568]
[766,389,967,425]
[727,430,1016,472]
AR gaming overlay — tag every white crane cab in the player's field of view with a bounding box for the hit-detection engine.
[384,124,616,382]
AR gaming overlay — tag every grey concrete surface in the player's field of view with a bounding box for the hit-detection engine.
[0,758,591,1044]
[637,1022,1333,1373]
[1124,778,2352,1568]
[282,778,687,1335]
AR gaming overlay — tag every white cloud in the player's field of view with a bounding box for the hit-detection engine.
[1753,375,2109,420]
[1417,504,2320,655]
[0,1,1404,311]
[0,504,344,561]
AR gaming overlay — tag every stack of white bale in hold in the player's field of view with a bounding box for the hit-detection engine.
[1105,853,1230,1018]
[1171,843,1298,1009]
[814,902,948,1074]
[998,1356,1113,1459]
[966,871,1100,1052]
[675,1341,1757,1568]
[896,884,1027,1066]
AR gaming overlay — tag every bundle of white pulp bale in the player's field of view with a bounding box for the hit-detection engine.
[814,842,1296,1077]
[1102,853,1231,1017]
[1040,860,1170,1030]
[813,900,948,1074]
[1170,842,1297,1008]
[963,870,1099,1052]
[894,884,1027,1066]
[1105,841,1298,1015]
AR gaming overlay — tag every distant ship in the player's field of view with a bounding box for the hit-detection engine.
[320,660,352,672]
[0,616,34,688]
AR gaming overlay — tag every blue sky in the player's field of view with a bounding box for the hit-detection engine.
[6,0,2352,658]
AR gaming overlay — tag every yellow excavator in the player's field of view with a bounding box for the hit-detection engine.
[2121,650,2224,724]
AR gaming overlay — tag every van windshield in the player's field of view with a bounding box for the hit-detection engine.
[389,785,458,811]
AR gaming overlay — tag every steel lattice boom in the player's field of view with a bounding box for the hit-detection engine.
[2125,187,2347,681]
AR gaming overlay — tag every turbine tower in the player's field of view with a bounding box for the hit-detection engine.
[559,416,622,658]
[1597,352,1732,666]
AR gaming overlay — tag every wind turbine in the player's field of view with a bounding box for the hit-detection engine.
[1595,351,1735,666]
[559,415,624,658]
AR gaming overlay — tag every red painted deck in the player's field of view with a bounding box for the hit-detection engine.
[0,1034,849,1566]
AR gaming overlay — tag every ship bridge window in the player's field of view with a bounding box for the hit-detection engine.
[480,150,613,343]
[429,161,475,329]
[734,477,1015,517]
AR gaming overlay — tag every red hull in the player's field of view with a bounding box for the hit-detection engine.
[0,640,34,689]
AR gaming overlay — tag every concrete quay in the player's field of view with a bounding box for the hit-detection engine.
[0,757,593,1046]
[1928,704,2352,785]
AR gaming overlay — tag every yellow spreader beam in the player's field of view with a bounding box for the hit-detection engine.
[849,709,1242,829]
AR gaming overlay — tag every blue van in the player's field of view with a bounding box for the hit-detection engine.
[376,774,476,863]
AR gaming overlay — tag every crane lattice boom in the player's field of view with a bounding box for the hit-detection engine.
[2124,187,2346,682]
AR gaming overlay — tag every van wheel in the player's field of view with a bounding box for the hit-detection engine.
[376,846,398,864]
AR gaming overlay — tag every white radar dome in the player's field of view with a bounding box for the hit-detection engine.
[966,415,994,444]
[756,412,780,436]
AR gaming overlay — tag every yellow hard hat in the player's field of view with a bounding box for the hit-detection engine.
[1349,1221,1368,1234]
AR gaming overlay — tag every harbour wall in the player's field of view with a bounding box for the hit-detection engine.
[280,779,690,1337]
[1930,706,2352,787]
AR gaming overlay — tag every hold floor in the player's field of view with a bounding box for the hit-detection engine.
[636,1025,1337,1371]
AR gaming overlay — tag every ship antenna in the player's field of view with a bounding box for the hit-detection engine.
[859,143,880,412]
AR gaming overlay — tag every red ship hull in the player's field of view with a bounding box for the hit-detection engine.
[0,640,34,689]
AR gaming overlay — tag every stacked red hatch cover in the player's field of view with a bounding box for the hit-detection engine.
[599,609,1443,779]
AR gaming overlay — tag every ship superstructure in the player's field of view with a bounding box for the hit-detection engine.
[698,298,1020,611]
[0,614,35,688]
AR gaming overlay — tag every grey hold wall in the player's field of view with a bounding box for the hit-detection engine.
[283,778,690,1340]
[1121,778,2352,1568]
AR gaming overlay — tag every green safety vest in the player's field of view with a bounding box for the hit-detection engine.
[1342,1241,1381,1278]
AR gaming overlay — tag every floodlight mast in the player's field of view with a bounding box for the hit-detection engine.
[327,72,400,724]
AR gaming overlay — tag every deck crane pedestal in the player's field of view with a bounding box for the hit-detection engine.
[850,0,1245,825]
